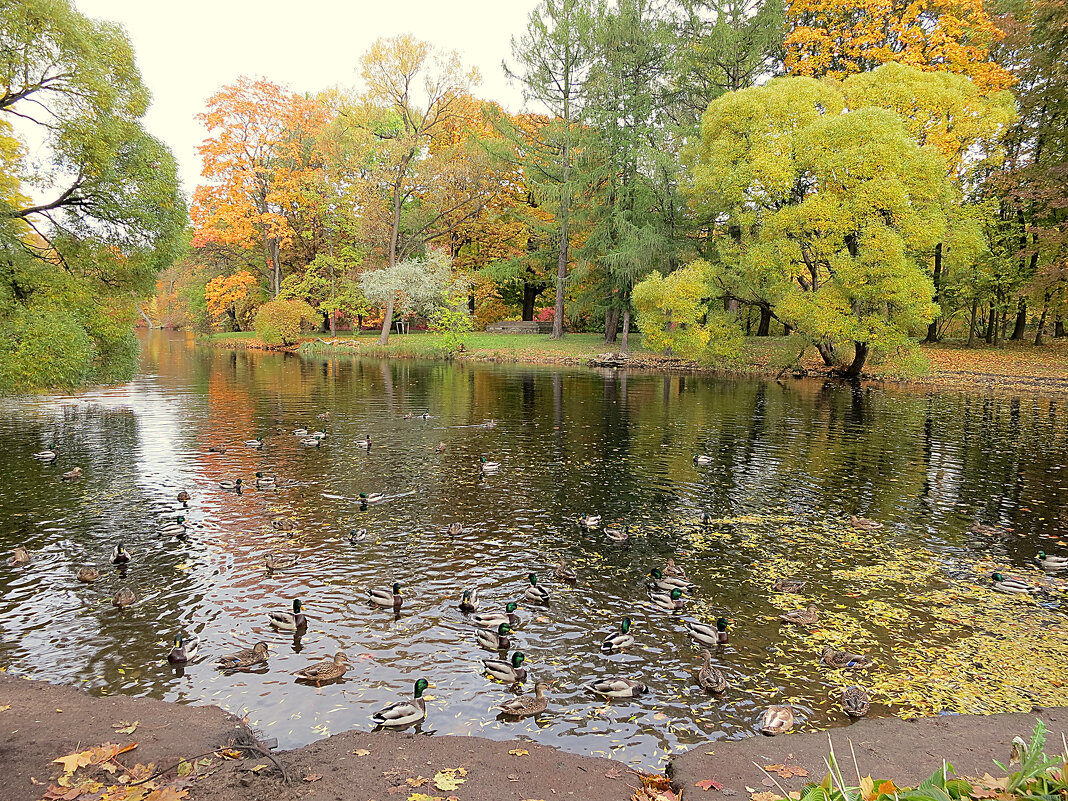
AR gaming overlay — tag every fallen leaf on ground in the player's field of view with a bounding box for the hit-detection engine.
[509,748,529,756]
[217,749,242,760]
[144,788,188,801]
[176,761,191,778]
[407,794,445,801]
[354,749,371,756]
[751,793,781,801]
[249,765,269,773]
[54,751,93,773]
[303,774,322,783]
[113,721,139,735]
[697,778,724,791]
[0,704,10,711]
[764,765,808,779]
[433,769,467,792]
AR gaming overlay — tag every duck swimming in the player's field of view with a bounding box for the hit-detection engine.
[215,642,269,672]
[372,678,429,727]
[368,582,403,611]
[268,599,308,631]
[167,633,200,664]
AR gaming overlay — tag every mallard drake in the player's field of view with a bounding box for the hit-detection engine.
[576,515,601,529]
[112,588,136,607]
[480,457,501,473]
[554,558,577,582]
[484,651,527,684]
[648,567,693,592]
[349,528,369,544]
[372,678,429,727]
[420,410,430,420]
[265,552,299,571]
[496,682,549,718]
[359,492,384,504]
[601,617,636,652]
[167,634,200,664]
[255,472,276,488]
[356,435,372,449]
[821,645,874,669]
[33,447,57,462]
[649,587,685,612]
[459,588,479,612]
[971,522,1000,535]
[300,437,321,447]
[313,428,329,440]
[760,705,794,735]
[159,517,186,537]
[476,622,513,651]
[368,582,403,610]
[773,578,807,593]
[294,651,348,684]
[268,598,308,631]
[447,522,464,537]
[177,490,191,503]
[780,605,820,626]
[605,526,629,543]
[687,617,728,647]
[61,467,83,480]
[77,566,100,582]
[10,547,30,565]
[293,428,309,436]
[111,544,131,565]
[693,454,713,466]
[244,438,263,448]
[850,515,883,530]
[219,478,243,491]
[522,573,550,603]
[696,649,727,694]
[991,572,1037,594]
[841,686,871,717]
[585,677,647,698]
[1035,551,1068,571]
[663,558,688,580]
[698,512,715,525]
[472,602,520,629]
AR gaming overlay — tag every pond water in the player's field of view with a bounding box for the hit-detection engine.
[1,331,1067,768]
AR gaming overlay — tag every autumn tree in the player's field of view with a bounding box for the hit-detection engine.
[205,270,259,331]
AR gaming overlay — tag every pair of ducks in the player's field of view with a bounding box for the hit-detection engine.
[760,686,871,735]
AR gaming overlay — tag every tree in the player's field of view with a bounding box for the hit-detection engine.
[0,0,185,391]
[505,0,600,338]
[359,250,457,331]
[278,254,370,334]
[205,271,259,331]
[688,68,957,376]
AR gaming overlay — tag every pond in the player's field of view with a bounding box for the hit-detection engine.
[1,331,1067,768]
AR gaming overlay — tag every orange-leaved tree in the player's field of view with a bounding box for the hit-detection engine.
[784,0,1014,91]
[205,270,259,330]
[192,78,329,296]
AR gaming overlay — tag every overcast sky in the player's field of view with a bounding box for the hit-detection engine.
[75,0,540,194]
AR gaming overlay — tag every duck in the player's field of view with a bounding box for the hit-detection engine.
[687,617,728,647]
[554,559,577,582]
[112,588,136,608]
[33,447,57,462]
[167,634,200,664]
[476,622,514,651]
[649,587,685,612]
[316,412,331,420]
[77,566,100,582]
[585,677,647,698]
[61,467,83,481]
[271,517,297,532]
[313,428,329,440]
[496,682,549,718]
[605,526,629,543]
[459,588,479,612]
[356,435,372,449]
[268,598,308,631]
[294,651,348,684]
[480,457,501,473]
[293,428,309,436]
[372,678,429,727]
[693,454,713,466]
[359,492,384,504]
[264,552,299,571]
[368,582,403,611]
[214,645,269,674]
[601,617,636,652]
[349,528,369,544]
[648,567,693,592]
[483,651,527,684]
[698,512,715,525]
[255,472,276,488]
[773,578,807,593]
[111,544,131,565]
[971,522,1000,535]
[522,573,550,603]
[435,441,447,453]
[1035,551,1068,572]
[420,410,430,420]
[177,490,191,503]
[760,705,794,735]
[404,412,414,420]
[472,602,520,629]
[821,645,874,669]
[780,605,820,626]
[576,515,601,529]
[159,517,187,537]
[696,649,727,694]
[300,437,321,447]
[244,438,263,448]
[663,558,688,580]
[207,446,227,454]
[219,478,243,491]
[850,515,883,530]
[10,547,31,565]
[991,572,1037,594]
[447,522,464,537]
[841,686,871,717]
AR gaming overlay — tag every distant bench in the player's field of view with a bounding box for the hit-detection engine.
[484,321,553,334]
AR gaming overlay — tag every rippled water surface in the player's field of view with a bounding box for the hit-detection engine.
[2,332,1067,767]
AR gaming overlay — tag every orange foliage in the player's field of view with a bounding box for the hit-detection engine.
[205,271,258,316]
[784,0,1014,91]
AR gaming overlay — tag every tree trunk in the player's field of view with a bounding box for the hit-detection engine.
[967,298,978,347]
[1010,297,1028,340]
[268,238,282,297]
[604,307,619,344]
[551,130,570,339]
[621,307,631,353]
[1056,320,1066,337]
[378,294,395,345]
[1034,298,1049,346]
[923,242,942,343]
[756,305,772,336]
[842,341,869,377]
[985,304,995,343]
[522,281,538,321]
[816,341,836,366]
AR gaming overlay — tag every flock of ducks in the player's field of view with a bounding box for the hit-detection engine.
[15,433,1068,737]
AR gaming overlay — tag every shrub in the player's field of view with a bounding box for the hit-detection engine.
[254,299,318,346]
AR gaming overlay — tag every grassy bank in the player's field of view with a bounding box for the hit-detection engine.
[203,330,1068,394]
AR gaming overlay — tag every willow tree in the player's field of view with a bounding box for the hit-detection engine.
[688,68,955,376]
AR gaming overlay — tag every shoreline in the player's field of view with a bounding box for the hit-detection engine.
[3,674,1067,801]
[199,331,1068,397]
